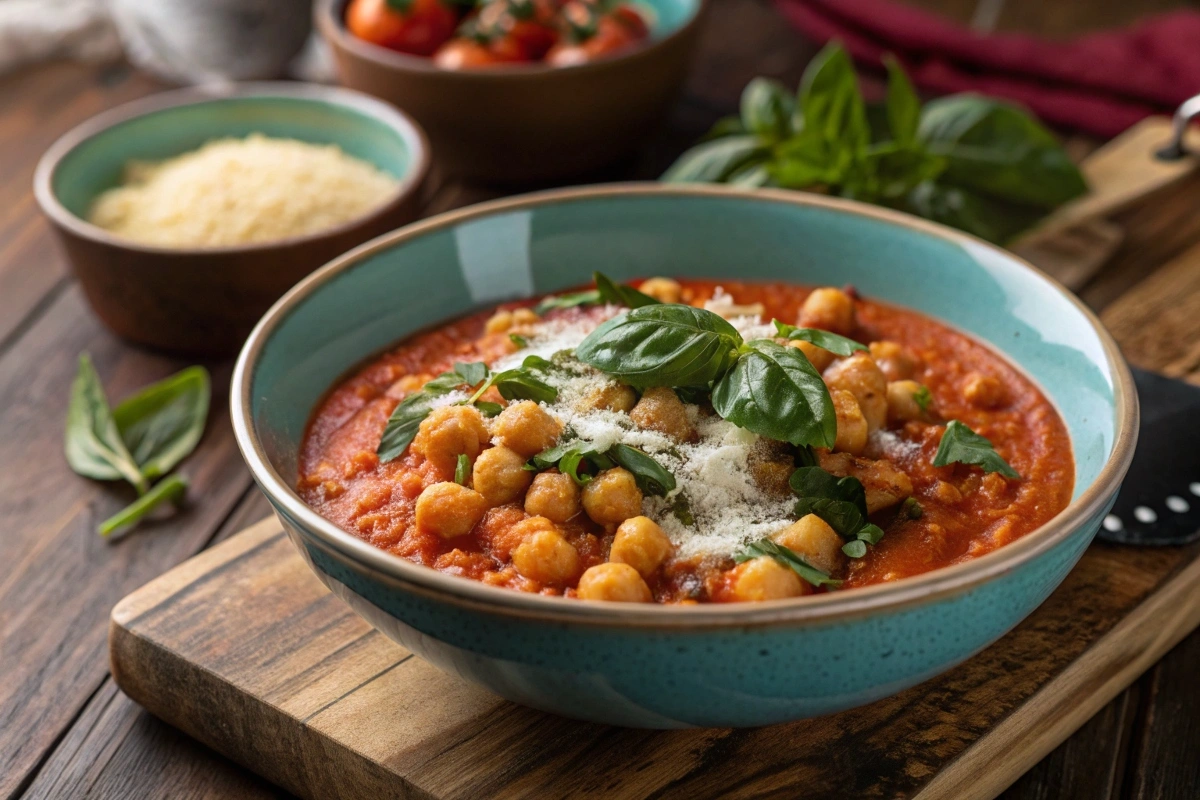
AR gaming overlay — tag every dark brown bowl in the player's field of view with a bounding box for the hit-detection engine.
[34,83,431,356]
[316,0,707,183]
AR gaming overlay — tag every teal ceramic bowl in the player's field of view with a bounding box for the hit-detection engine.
[35,82,430,355]
[231,185,1137,728]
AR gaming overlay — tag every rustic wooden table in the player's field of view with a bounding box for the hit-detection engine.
[2,1,1199,797]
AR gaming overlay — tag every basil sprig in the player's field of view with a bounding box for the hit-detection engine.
[527,440,676,496]
[790,465,886,558]
[533,272,662,315]
[64,354,209,536]
[663,42,1087,244]
[933,420,1019,478]
[576,305,837,448]
[377,358,557,463]
[772,320,867,356]
[735,539,842,588]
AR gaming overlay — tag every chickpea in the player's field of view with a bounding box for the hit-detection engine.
[629,386,695,443]
[610,516,673,578]
[824,352,887,433]
[730,557,809,602]
[887,380,929,422]
[511,308,539,325]
[869,340,920,382]
[774,514,846,575]
[511,527,580,586]
[472,446,533,506]
[786,339,835,372]
[493,400,562,457]
[577,563,653,602]
[581,467,643,526]
[411,405,490,475]
[831,389,868,456]
[524,470,581,522]
[963,373,1006,409]
[484,310,513,334]
[415,482,488,539]
[798,287,855,335]
[581,382,638,414]
[638,277,683,304]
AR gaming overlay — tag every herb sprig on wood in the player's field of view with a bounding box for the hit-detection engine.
[663,43,1087,244]
[65,354,209,536]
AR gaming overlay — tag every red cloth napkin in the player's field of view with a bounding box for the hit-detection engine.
[773,0,1200,137]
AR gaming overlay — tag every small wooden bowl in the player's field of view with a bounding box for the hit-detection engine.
[34,83,431,356]
[316,0,707,183]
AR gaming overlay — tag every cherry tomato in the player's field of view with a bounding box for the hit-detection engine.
[545,3,648,66]
[346,0,460,56]
[433,38,520,68]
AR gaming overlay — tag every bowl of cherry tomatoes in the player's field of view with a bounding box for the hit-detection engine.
[316,0,706,182]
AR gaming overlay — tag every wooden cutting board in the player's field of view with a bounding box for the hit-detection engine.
[110,512,1200,800]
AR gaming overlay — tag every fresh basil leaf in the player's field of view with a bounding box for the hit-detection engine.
[424,370,469,395]
[768,131,849,188]
[661,135,768,183]
[576,305,744,389]
[798,42,869,154]
[476,401,504,417]
[671,493,695,526]
[534,290,602,315]
[454,453,470,485]
[520,355,557,372]
[857,523,885,544]
[509,333,529,348]
[740,77,795,141]
[842,539,867,558]
[795,444,818,468]
[558,448,593,485]
[906,181,1047,244]
[712,340,835,448]
[913,385,932,411]
[735,538,842,588]
[673,385,710,406]
[98,472,189,537]
[111,366,210,483]
[492,368,558,403]
[883,54,920,145]
[527,440,577,471]
[377,392,433,463]
[594,272,660,309]
[794,497,868,539]
[845,142,946,203]
[702,115,747,141]
[608,443,675,497]
[919,95,1087,209]
[727,163,773,188]
[789,465,864,506]
[772,320,867,356]
[454,361,490,387]
[933,419,1019,478]
[64,354,146,492]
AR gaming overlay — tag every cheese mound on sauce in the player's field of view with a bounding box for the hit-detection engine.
[87,134,398,247]
[492,309,796,560]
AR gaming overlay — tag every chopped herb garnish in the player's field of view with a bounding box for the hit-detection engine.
[913,385,932,411]
[509,333,529,348]
[671,493,696,526]
[532,272,663,315]
[534,289,601,315]
[454,454,470,485]
[771,320,868,356]
[735,538,842,588]
[933,420,1019,478]
[789,465,887,558]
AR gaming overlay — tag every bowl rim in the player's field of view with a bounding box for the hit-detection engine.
[33,81,431,256]
[315,0,706,79]
[231,183,1139,629]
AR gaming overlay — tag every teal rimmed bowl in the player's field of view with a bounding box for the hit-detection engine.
[231,184,1137,728]
[35,82,430,355]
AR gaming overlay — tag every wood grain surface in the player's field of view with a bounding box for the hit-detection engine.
[4,0,1200,797]
[107,521,1200,800]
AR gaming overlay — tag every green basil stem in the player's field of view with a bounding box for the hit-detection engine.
[98,473,189,537]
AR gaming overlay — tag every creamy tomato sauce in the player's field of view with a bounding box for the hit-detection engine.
[299,279,1074,603]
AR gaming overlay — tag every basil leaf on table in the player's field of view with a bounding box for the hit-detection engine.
[65,354,146,491]
[883,54,920,145]
[576,305,744,389]
[798,42,869,155]
[711,340,835,448]
[735,538,842,588]
[608,443,676,497]
[661,135,768,183]
[740,77,795,141]
[772,320,867,356]
[918,95,1087,209]
[98,473,188,537]
[933,420,1020,478]
[593,272,660,309]
[905,181,1047,245]
[112,366,210,482]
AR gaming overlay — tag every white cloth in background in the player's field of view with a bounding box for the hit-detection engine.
[0,0,121,74]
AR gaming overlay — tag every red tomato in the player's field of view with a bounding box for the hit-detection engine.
[545,4,648,66]
[345,0,459,56]
[433,38,520,68]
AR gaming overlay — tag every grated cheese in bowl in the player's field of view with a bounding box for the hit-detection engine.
[87,134,399,248]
